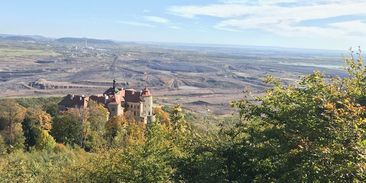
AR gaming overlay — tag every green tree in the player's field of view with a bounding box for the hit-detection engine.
[16,97,62,117]
[130,119,175,182]
[344,48,366,106]
[73,119,175,183]
[0,135,7,155]
[170,105,187,133]
[51,110,84,146]
[125,122,145,146]
[0,147,90,183]
[226,51,366,182]
[33,127,56,150]
[22,107,52,150]
[83,131,106,152]
[83,101,109,151]
[87,101,109,135]
[105,116,128,147]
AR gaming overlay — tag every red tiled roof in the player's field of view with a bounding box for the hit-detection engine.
[141,87,151,97]
[101,81,152,103]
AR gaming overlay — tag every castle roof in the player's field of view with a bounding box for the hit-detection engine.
[89,95,105,104]
[60,81,152,108]
[58,94,88,108]
[102,81,152,103]
[124,89,142,103]
[103,87,120,96]
[141,87,151,97]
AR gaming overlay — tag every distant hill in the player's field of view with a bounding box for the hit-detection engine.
[55,37,115,44]
[0,34,116,45]
[0,34,50,42]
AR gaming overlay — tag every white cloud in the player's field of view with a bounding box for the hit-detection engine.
[220,0,298,5]
[117,21,155,28]
[170,1,366,19]
[144,16,170,24]
[330,20,366,36]
[169,26,181,30]
[169,0,366,39]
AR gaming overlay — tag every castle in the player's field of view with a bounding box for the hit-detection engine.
[58,80,154,124]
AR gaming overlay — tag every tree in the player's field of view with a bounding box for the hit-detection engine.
[83,101,109,151]
[1,123,25,153]
[105,116,128,147]
[0,99,26,152]
[173,133,227,183]
[51,110,84,146]
[75,119,175,183]
[22,107,52,150]
[33,127,56,150]
[170,105,188,133]
[125,122,145,146]
[16,97,62,117]
[83,131,106,152]
[0,146,90,183]
[130,119,175,182]
[124,111,136,123]
[43,100,60,117]
[154,107,171,127]
[169,105,192,150]
[226,51,366,182]
[0,135,7,155]
[344,48,366,106]
[105,114,146,148]
[87,101,109,135]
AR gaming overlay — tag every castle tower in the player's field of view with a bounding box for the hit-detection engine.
[108,102,123,117]
[105,80,124,117]
[141,87,154,123]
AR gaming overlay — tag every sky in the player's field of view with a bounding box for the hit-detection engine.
[0,0,365,50]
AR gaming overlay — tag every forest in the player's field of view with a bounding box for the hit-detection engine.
[0,52,366,182]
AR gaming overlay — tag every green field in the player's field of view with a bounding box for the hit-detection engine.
[0,48,60,57]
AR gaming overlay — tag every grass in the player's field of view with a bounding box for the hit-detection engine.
[0,48,60,57]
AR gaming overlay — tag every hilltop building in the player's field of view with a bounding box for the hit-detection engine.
[58,80,155,124]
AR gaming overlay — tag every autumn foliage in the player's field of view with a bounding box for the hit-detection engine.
[0,51,366,182]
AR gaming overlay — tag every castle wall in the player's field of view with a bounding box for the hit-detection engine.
[126,102,143,117]
[142,96,153,117]
[108,102,123,117]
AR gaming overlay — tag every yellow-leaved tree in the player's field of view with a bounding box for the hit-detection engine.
[225,50,366,182]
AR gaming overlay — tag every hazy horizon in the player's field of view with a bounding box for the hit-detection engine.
[0,32,350,52]
[1,0,365,50]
